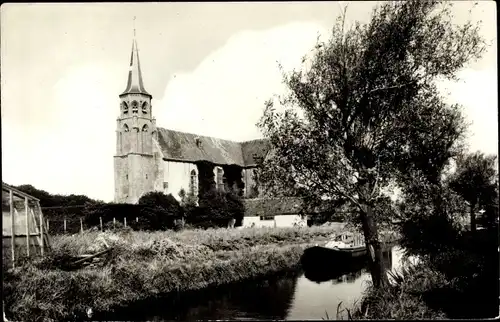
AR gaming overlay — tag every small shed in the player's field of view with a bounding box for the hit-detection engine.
[2,182,51,268]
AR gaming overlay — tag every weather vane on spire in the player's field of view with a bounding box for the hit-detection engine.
[133,16,136,37]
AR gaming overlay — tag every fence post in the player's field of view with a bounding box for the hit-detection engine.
[100,217,103,232]
[113,217,116,229]
[25,197,30,257]
[39,204,44,257]
[46,219,50,232]
[136,217,138,223]
[64,218,67,233]
[80,217,83,234]
[124,217,127,227]
[10,190,15,268]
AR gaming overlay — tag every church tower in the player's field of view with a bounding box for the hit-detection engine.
[114,29,157,203]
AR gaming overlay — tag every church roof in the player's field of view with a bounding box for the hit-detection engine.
[156,128,271,167]
[121,38,150,97]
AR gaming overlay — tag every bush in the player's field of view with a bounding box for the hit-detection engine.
[138,205,178,231]
[83,202,180,231]
[399,213,461,260]
[138,191,183,216]
[188,190,244,228]
[138,192,184,230]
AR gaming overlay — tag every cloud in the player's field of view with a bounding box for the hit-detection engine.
[152,22,328,142]
[2,63,119,201]
[437,68,498,156]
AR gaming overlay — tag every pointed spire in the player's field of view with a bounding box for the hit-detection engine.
[121,17,150,97]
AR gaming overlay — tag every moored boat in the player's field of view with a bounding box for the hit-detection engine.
[301,231,397,271]
[301,232,364,271]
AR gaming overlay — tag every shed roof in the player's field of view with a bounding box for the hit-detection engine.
[243,197,305,216]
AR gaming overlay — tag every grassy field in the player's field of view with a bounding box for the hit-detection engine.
[3,226,343,321]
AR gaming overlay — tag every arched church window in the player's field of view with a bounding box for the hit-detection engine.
[123,124,130,132]
[190,169,198,196]
[132,100,138,114]
[142,124,148,132]
[142,101,148,114]
[122,102,129,114]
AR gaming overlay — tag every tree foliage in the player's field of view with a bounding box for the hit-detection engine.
[138,191,183,216]
[179,188,198,207]
[14,184,100,208]
[448,152,498,231]
[188,190,245,228]
[257,0,485,288]
[397,180,469,258]
[136,191,184,229]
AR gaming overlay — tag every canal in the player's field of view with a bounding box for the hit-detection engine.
[97,246,405,321]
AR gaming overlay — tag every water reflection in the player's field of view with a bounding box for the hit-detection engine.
[98,247,403,321]
[303,247,393,284]
[289,247,397,320]
[97,272,299,321]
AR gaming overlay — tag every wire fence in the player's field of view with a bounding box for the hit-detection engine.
[44,216,142,235]
[40,206,359,235]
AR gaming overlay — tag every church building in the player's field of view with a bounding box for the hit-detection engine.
[114,34,272,204]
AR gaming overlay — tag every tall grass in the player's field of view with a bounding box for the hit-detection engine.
[339,262,449,320]
[3,226,341,321]
[51,226,340,253]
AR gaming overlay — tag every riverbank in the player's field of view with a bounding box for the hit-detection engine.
[3,226,342,321]
[346,228,499,320]
[347,262,448,320]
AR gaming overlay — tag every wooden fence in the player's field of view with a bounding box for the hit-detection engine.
[2,183,51,268]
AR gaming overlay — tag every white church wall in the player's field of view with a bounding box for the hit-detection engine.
[163,161,198,200]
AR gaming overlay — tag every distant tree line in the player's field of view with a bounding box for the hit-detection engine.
[11,184,101,208]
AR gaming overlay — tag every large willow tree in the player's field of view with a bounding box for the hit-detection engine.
[257,0,485,288]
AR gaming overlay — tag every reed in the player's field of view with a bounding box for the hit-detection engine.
[333,262,450,320]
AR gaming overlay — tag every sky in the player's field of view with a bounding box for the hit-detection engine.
[1,1,497,202]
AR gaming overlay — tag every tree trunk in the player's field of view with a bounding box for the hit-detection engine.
[357,168,389,289]
[470,203,476,233]
[360,203,389,289]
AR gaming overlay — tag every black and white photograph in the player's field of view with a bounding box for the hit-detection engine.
[1,1,498,320]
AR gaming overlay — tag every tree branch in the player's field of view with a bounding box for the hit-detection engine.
[368,80,417,94]
[369,158,381,200]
